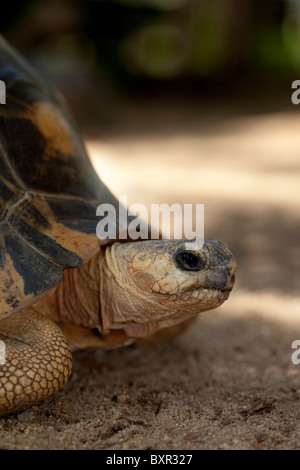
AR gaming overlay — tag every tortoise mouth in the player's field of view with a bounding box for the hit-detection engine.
[169,286,232,314]
[194,286,230,294]
[151,285,232,297]
[179,286,231,301]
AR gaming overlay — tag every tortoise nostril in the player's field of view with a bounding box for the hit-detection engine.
[174,250,204,272]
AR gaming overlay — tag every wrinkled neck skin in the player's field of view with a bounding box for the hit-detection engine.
[34,253,102,331]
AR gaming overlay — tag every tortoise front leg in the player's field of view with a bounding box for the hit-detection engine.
[0,308,72,416]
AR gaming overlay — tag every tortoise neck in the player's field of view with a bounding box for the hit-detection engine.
[36,252,103,330]
[98,243,135,333]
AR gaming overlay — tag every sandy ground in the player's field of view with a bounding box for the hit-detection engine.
[0,95,299,450]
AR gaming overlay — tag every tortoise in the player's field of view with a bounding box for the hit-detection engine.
[0,35,236,416]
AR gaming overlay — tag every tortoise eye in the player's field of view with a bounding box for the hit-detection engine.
[174,250,204,272]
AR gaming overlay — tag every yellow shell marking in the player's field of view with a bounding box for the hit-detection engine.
[31,102,74,158]
[29,195,99,261]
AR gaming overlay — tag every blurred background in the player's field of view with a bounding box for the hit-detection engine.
[1,0,299,300]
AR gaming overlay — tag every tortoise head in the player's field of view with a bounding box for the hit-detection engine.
[101,239,236,336]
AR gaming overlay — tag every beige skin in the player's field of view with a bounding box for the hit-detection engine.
[0,239,236,416]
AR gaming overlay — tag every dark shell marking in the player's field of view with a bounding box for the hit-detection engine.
[0,36,118,317]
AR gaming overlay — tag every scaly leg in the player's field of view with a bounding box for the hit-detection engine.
[0,308,72,416]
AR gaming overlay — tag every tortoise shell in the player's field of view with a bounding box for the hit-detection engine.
[0,35,118,317]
